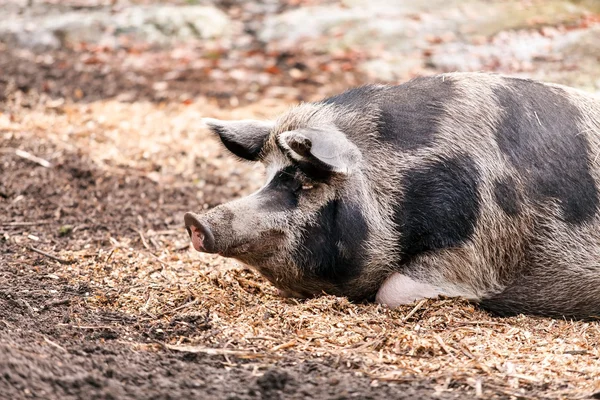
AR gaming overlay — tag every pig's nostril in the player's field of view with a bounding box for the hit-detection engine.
[189,225,205,251]
[184,212,216,253]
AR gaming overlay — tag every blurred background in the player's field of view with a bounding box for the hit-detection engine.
[1,0,599,108]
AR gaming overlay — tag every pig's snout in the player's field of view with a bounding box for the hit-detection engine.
[184,212,216,253]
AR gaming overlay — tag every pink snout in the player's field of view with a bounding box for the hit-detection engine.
[184,212,216,253]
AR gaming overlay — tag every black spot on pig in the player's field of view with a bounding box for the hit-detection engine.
[493,177,522,217]
[296,199,368,284]
[395,154,481,259]
[494,79,598,224]
[379,76,456,150]
[259,166,301,211]
[323,77,457,151]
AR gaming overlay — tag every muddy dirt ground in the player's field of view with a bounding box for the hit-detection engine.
[2,1,600,399]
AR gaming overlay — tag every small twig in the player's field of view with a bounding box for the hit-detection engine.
[105,248,116,263]
[458,343,477,360]
[454,320,509,327]
[154,229,179,235]
[271,340,297,352]
[72,224,90,233]
[136,229,150,250]
[170,298,198,314]
[146,253,171,282]
[434,334,456,359]
[403,299,428,321]
[475,379,483,398]
[1,220,52,227]
[147,266,163,276]
[43,298,70,310]
[147,252,168,267]
[19,299,35,315]
[141,291,156,318]
[15,149,52,168]
[28,246,73,264]
[0,319,14,329]
[149,237,160,249]
[563,350,588,355]
[348,336,384,352]
[165,344,266,359]
[44,336,66,352]
[155,299,199,318]
[58,324,114,330]
[506,373,540,383]
[245,336,280,342]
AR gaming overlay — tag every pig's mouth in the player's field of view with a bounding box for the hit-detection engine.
[219,231,286,258]
[184,212,285,258]
[217,240,259,258]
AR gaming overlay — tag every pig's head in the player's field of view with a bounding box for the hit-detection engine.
[185,102,393,300]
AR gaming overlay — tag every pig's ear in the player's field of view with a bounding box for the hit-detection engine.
[203,118,274,161]
[278,128,362,175]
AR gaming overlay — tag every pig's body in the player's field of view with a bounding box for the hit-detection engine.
[186,72,600,319]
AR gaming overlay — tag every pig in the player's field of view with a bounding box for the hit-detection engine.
[185,72,600,319]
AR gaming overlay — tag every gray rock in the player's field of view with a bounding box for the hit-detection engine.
[258,2,443,52]
[116,5,235,42]
[429,27,597,73]
[0,5,236,49]
[358,56,424,82]
[259,0,599,81]
[260,0,597,50]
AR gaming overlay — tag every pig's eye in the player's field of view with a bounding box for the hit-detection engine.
[295,171,315,191]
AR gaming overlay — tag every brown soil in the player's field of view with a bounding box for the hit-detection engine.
[0,269,455,400]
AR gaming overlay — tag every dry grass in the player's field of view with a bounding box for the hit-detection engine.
[3,92,600,399]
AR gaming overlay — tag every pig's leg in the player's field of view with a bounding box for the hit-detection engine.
[375,254,486,308]
[375,273,446,308]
